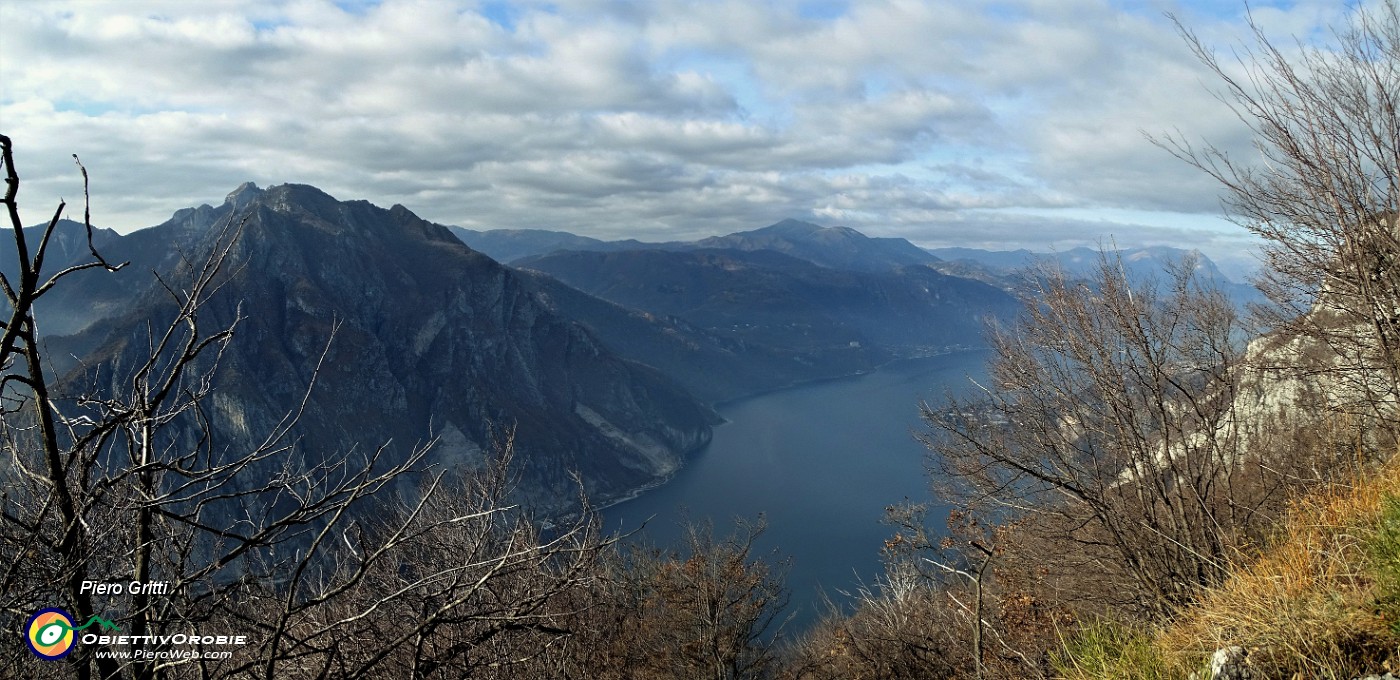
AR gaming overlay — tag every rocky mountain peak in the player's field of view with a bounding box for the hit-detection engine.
[224,181,263,211]
[257,183,342,216]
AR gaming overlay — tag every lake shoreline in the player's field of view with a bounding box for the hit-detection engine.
[599,349,993,632]
[599,348,985,517]
[708,345,989,411]
[597,347,988,518]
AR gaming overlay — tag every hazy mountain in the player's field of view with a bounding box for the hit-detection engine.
[0,218,121,278]
[514,247,1018,364]
[449,222,939,400]
[15,205,249,336]
[928,245,1227,281]
[448,226,651,263]
[452,220,1016,402]
[56,183,717,509]
[514,269,879,403]
[453,219,941,274]
[693,219,942,272]
[1,219,124,335]
[927,245,1264,305]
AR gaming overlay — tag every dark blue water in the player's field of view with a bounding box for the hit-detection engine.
[600,350,990,630]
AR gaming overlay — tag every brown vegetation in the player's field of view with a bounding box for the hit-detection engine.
[1159,454,1400,677]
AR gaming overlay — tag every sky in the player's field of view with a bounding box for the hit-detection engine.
[0,0,1365,278]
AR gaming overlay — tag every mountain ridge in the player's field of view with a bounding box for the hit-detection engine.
[692,218,942,272]
[514,246,1018,366]
[452,220,1241,288]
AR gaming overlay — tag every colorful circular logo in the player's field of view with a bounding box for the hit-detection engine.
[26,608,76,660]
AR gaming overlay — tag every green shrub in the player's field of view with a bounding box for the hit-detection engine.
[1367,494,1400,635]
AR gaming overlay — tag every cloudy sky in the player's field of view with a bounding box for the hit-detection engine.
[0,0,1362,276]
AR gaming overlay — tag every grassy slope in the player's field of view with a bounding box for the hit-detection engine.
[1058,455,1400,679]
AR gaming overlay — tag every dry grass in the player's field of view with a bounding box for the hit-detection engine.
[1158,456,1400,678]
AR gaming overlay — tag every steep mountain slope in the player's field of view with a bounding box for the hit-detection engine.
[60,184,716,508]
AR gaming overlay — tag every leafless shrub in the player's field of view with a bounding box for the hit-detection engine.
[1157,0,1400,425]
[920,253,1271,616]
[562,518,789,680]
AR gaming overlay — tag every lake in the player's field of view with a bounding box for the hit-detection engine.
[600,349,991,632]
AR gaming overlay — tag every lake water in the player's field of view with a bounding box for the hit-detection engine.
[600,350,991,631]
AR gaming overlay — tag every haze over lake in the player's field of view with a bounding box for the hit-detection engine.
[603,350,991,628]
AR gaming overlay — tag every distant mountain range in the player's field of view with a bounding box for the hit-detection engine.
[927,244,1224,281]
[451,218,940,273]
[514,247,1014,366]
[927,244,1263,305]
[0,219,123,335]
[451,218,1026,400]
[447,226,649,264]
[453,220,1251,291]
[0,219,121,278]
[21,192,1252,511]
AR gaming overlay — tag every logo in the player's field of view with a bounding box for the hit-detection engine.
[26,608,75,660]
[25,608,118,660]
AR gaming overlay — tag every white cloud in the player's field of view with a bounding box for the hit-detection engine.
[0,0,1356,267]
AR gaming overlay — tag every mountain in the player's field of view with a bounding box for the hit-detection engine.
[927,245,1263,305]
[1,219,124,335]
[448,226,654,263]
[694,219,941,272]
[443,220,1014,401]
[513,269,877,404]
[29,203,1027,506]
[16,205,250,337]
[514,247,1018,366]
[927,245,1225,282]
[0,218,121,278]
[452,219,942,274]
[924,246,1041,274]
[55,184,717,509]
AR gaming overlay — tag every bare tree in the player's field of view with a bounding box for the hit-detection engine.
[0,137,611,679]
[1158,1,1400,422]
[781,538,966,680]
[566,518,789,680]
[783,589,963,680]
[2,132,130,680]
[789,255,1262,678]
[920,253,1279,616]
[208,433,612,679]
[782,503,1075,680]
